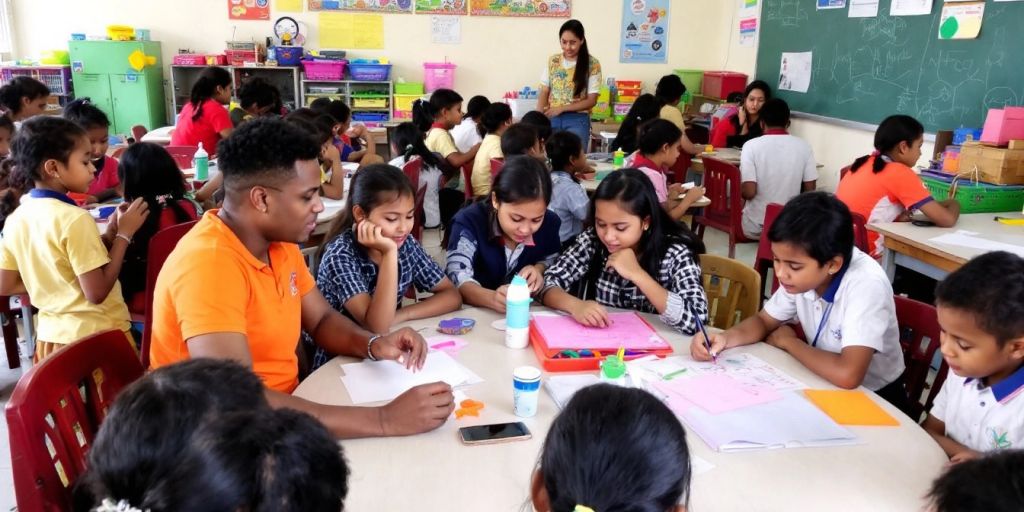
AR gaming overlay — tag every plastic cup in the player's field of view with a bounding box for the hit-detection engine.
[512,366,542,418]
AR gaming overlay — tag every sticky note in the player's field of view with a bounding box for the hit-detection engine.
[803,389,900,426]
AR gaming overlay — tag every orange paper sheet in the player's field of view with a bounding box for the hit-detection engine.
[803,389,900,426]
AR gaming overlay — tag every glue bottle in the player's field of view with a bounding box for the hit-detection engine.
[599,355,627,386]
[505,275,532,349]
[613,148,625,169]
[193,143,209,182]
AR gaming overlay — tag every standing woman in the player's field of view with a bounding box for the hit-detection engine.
[538,19,602,149]
[709,80,772,149]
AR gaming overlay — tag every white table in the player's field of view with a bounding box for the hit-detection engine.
[294,307,947,512]
[869,212,1024,281]
[581,162,712,208]
[140,125,174,145]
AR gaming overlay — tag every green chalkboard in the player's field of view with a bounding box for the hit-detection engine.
[755,0,1024,133]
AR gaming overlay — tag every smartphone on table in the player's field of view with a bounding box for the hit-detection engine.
[458,422,532,446]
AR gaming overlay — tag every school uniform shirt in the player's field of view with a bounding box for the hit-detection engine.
[471,133,503,197]
[835,156,934,257]
[451,118,483,153]
[541,54,602,109]
[170,99,233,155]
[310,230,446,371]
[445,201,561,291]
[542,228,708,335]
[426,126,463,192]
[762,247,905,391]
[659,104,686,130]
[632,154,671,203]
[149,210,315,394]
[709,113,765,149]
[739,129,818,239]
[89,156,120,195]
[334,136,355,162]
[389,155,442,228]
[549,170,589,243]
[930,366,1024,452]
[0,190,131,344]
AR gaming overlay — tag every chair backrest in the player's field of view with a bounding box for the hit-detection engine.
[699,254,762,330]
[411,183,428,242]
[6,330,144,512]
[490,158,504,178]
[163,145,199,170]
[696,157,744,235]
[130,125,148,143]
[669,151,691,184]
[851,212,870,254]
[461,162,474,201]
[141,220,199,368]
[753,202,785,301]
[894,295,945,422]
[401,156,422,189]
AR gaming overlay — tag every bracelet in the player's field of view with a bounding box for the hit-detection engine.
[366,334,382,361]
[115,233,132,244]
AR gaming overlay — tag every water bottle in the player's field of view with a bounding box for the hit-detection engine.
[613,148,625,169]
[505,275,532,349]
[193,143,209,182]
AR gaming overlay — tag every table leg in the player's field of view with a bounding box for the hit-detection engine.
[881,249,896,282]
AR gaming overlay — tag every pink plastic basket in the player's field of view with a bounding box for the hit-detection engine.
[423,62,456,93]
[302,59,347,81]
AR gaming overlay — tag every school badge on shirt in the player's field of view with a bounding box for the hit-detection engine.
[290,272,299,296]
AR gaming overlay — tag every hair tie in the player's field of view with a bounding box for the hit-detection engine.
[405,144,414,151]
[95,498,148,512]
[574,506,595,512]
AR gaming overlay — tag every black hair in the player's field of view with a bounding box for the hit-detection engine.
[0,113,13,136]
[321,163,415,255]
[655,74,687,105]
[928,450,1024,512]
[312,114,338,145]
[501,123,539,157]
[392,121,443,170]
[217,117,320,194]
[0,158,22,231]
[768,191,854,267]
[464,95,490,121]
[490,155,551,206]
[559,20,591,98]
[9,116,85,186]
[849,114,925,174]
[308,97,332,113]
[285,107,319,123]
[63,98,111,131]
[539,384,691,511]
[744,80,772,102]
[412,88,463,133]
[760,98,791,129]
[82,359,270,511]
[610,94,662,155]
[237,76,279,111]
[519,110,553,143]
[189,66,232,122]
[478,102,513,138]
[0,76,49,117]
[170,409,349,512]
[314,99,352,125]
[935,251,1024,345]
[637,118,683,157]
[590,169,704,277]
[546,130,583,173]
[726,91,745,103]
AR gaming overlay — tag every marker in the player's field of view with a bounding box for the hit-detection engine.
[694,311,717,364]
[663,368,688,381]
[616,346,625,363]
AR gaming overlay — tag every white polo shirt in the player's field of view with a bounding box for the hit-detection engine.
[740,131,818,239]
[930,367,1024,452]
[763,248,905,391]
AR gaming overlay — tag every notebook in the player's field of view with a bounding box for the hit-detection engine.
[339,351,483,404]
[544,374,602,409]
[803,389,900,426]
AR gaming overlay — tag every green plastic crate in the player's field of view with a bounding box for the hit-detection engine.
[395,82,424,95]
[923,175,1024,213]
[673,69,703,104]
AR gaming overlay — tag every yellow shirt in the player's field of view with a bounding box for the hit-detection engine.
[660,104,686,130]
[471,133,503,197]
[0,196,130,343]
[426,127,463,192]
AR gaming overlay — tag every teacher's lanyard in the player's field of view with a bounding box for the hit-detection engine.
[811,302,834,348]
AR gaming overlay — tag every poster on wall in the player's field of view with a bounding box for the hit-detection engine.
[469,0,571,17]
[619,0,670,64]
[417,0,467,14]
[319,12,386,47]
[739,18,757,47]
[939,2,984,39]
[778,51,812,93]
[228,0,271,19]
[431,15,462,43]
[308,0,413,13]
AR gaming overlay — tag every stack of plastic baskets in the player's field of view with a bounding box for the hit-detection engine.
[394,82,425,119]
[424,62,456,93]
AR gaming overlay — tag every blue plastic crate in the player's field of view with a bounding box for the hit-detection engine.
[349,61,391,81]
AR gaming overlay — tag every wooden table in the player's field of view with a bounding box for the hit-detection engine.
[869,212,1024,281]
[294,307,947,512]
[690,147,824,173]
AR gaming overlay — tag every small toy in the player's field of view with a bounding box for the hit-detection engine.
[454,399,485,419]
[438,317,475,335]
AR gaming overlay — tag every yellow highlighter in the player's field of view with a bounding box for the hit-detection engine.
[995,216,1024,226]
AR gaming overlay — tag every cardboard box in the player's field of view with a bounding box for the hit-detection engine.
[981,107,1024,145]
[958,143,1024,185]
[1010,140,1024,150]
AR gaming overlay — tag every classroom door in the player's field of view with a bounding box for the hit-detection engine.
[71,74,113,121]
[110,75,149,135]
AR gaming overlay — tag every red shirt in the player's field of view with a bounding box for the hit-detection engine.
[87,156,120,196]
[170,99,233,155]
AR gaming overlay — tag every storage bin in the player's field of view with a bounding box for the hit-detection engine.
[702,71,748,100]
[302,59,347,81]
[173,54,208,66]
[673,69,704,98]
[349,61,392,81]
[1,67,72,96]
[352,96,388,108]
[275,46,303,66]
[922,172,1024,213]
[394,94,422,113]
[352,112,389,124]
[395,81,425,95]
[505,98,538,120]
[424,62,456,92]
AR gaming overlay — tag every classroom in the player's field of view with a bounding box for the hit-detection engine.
[1,0,1023,510]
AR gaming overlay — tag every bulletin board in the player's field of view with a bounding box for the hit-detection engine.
[415,0,468,14]
[468,0,571,17]
[308,0,413,13]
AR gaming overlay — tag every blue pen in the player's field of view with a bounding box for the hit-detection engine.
[694,309,717,364]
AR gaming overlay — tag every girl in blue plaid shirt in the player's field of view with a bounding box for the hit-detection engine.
[540,169,708,334]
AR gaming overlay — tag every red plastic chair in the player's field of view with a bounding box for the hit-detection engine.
[130,125,148,143]
[692,156,754,258]
[401,157,422,190]
[461,162,474,202]
[490,158,504,178]
[753,202,785,302]
[894,295,949,422]
[669,151,691,185]
[163,145,199,170]
[851,212,870,254]
[6,329,144,512]
[141,220,199,368]
[411,183,428,243]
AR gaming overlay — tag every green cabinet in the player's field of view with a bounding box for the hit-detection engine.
[68,41,166,135]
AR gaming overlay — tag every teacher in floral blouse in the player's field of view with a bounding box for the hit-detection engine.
[537,19,602,149]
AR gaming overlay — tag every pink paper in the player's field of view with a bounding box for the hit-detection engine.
[652,381,697,417]
[660,374,782,414]
[426,336,468,355]
[531,312,670,350]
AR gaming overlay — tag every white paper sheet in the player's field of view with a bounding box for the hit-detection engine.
[848,0,879,17]
[939,2,985,40]
[691,455,715,475]
[430,15,460,44]
[779,52,813,93]
[928,230,1024,258]
[544,374,602,409]
[890,0,933,16]
[340,351,483,404]
[631,353,806,392]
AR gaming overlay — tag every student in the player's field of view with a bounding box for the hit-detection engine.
[170,66,234,154]
[709,80,771,148]
[924,252,1024,463]
[231,76,279,127]
[542,169,707,334]
[413,89,480,195]
[63,98,120,204]
[692,192,907,405]
[836,114,959,257]
[116,142,202,315]
[928,450,1024,512]
[609,93,661,156]
[654,75,703,155]
[314,165,461,370]
[388,122,444,228]
[284,112,345,200]
[633,119,706,219]
[0,114,13,158]
[520,110,554,149]
[471,102,514,197]
[501,123,544,161]
[545,130,590,245]
[451,94,490,153]
[315,99,384,168]
[0,117,149,361]
[531,384,692,512]
[446,155,561,313]
[739,98,817,239]
[0,76,50,124]
[149,118,454,439]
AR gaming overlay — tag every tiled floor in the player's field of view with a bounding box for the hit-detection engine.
[0,226,756,510]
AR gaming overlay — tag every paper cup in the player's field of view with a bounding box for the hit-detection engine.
[512,365,542,418]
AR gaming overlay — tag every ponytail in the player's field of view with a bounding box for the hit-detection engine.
[412,88,463,134]
[848,115,924,174]
[559,20,590,98]
[411,99,436,134]
[189,67,232,122]
[391,122,443,169]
